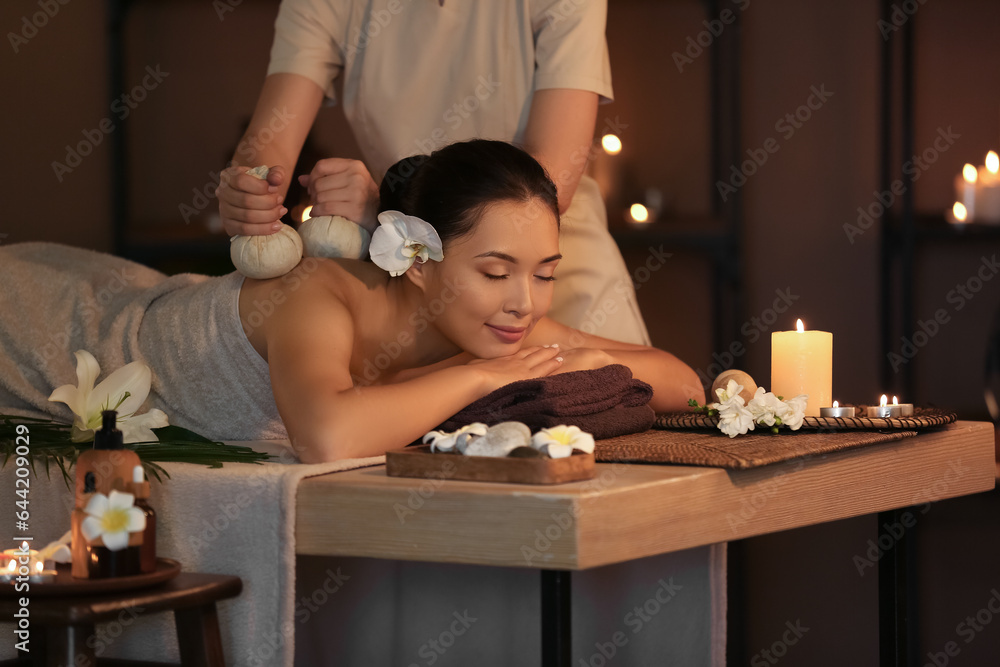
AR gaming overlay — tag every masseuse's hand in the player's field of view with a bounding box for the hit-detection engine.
[217,165,288,236]
[469,345,564,394]
[298,158,379,233]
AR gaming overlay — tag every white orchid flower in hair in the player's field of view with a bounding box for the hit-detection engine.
[369,210,444,276]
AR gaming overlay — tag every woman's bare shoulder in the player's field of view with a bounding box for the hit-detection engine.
[238,258,386,359]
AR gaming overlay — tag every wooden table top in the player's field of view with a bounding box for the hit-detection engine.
[295,421,996,570]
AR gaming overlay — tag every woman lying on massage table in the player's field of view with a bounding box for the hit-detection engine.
[239,140,703,462]
[0,140,702,463]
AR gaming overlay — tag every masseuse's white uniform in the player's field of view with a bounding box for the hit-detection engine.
[272,3,723,665]
[268,0,650,345]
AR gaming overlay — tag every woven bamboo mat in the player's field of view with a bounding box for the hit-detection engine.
[595,428,920,469]
[654,406,956,432]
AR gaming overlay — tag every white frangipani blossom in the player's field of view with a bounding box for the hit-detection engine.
[423,423,488,453]
[81,490,146,551]
[530,425,595,458]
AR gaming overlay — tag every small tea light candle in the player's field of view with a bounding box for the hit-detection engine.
[1,542,38,576]
[0,559,17,584]
[820,401,855,418]
[27,561,56,584]
[867,394,913,418]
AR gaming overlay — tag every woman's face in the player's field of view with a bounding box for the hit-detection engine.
[417,198,560,359]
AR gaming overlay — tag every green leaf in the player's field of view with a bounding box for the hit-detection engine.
[152,424,214,443]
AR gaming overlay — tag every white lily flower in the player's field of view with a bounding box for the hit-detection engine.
[423,423,488,453]
[369,210,444,276]
[81,490,146,551]
[530,425,595,458]
[48,350,169,443]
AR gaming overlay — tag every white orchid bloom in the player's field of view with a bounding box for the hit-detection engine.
[530,425,595,459]
[369,210,444,276]
[48,350,169,443]
[81,490,146,551]
[423,423,488,453]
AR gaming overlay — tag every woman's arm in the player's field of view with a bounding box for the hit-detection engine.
[264,283,563,462]
[527,317,706,412]
[521,89,599,214]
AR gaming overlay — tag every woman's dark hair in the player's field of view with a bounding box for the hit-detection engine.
[378,139,559,244]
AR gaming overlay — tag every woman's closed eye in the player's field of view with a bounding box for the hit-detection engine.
[483,273,557,282]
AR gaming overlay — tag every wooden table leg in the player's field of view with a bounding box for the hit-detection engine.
[541,570,571,667]
[878,506,914,667]
[47,624,94,667]
[175,603,226,667]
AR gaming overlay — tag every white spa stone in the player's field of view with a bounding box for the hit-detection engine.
[230,166,304,280]
[300,215,372,260]
[464,421,531,457]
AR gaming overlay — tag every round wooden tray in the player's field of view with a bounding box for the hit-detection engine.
[655,406,957,431]
[0,558,180,597]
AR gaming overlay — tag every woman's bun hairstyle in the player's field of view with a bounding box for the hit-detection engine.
[378,139,559,245]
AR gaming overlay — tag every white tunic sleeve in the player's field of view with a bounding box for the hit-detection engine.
[531,0,614,103]
[268,0,346,103]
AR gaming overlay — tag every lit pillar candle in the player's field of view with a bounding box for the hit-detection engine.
[771,319,832,417]
[954,163,977,220]
[976,151,1000,223]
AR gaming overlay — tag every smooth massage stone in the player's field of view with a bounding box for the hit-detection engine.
[464,421,531,457]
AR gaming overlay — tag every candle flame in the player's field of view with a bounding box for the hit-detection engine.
[796,319,804,332]
[833,400,839,408]
[18,541,28,553]
[953,202,968,222]
[34,561,43,573]
[629,203,649,223]
[6,561,14,573]
[301,205,313,222]
[987,151,999,175]
[892,395,899,405]
[963,163,978,183]
[601,134,622,155]
[880,394,887,407]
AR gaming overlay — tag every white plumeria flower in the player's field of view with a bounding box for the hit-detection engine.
[530,425,595,459]
[423,423,488,453]
[48,350,169,443]
[81,490,146,551]
[369,210,444,276]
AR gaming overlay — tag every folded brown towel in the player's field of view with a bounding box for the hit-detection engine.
[437,364,655,439]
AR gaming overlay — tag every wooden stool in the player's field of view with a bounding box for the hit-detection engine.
[0,572,242,667]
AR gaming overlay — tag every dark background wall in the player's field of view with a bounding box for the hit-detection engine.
[3,0,999,664]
